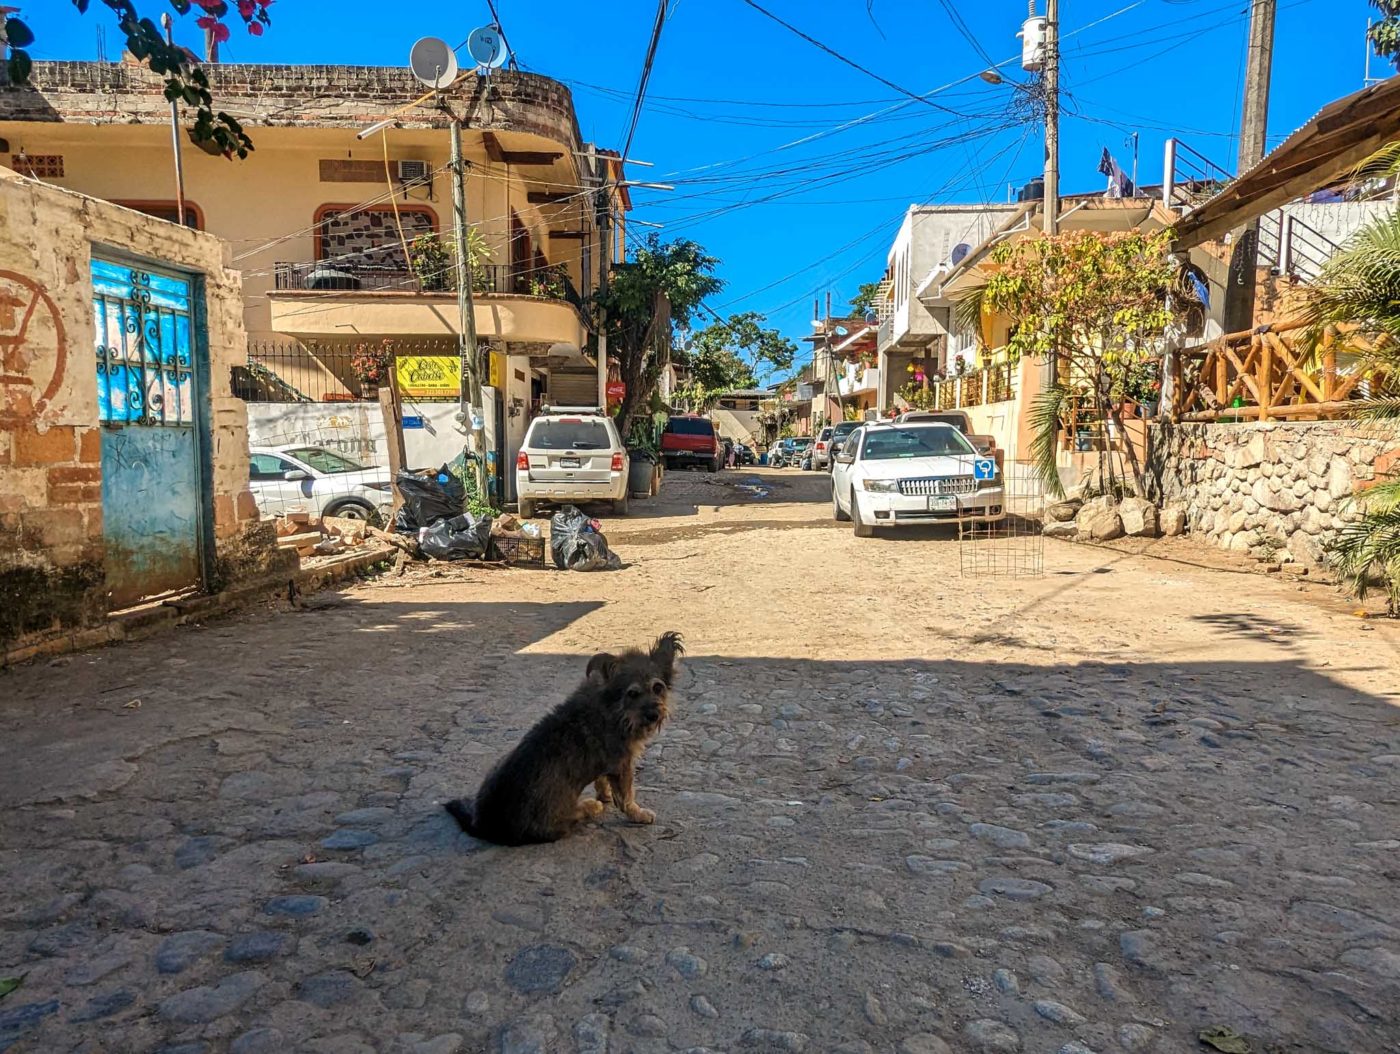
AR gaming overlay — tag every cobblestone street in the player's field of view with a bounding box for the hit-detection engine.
[2,469,1398,1054]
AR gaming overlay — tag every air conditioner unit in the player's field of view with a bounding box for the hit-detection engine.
[397,159,431,185]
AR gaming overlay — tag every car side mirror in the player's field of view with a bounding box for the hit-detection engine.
[284,470,310,482]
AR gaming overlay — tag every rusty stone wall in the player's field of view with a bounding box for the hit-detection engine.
[0,168,284,654]
[0,61,582,147]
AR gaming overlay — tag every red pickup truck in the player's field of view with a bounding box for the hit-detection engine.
[661,415,722,472]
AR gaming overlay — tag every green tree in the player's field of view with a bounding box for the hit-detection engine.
[596,233,723,428]
[5,2,274,158]
[962,228,1183,497]
[848,280,884,316]
[1369,1,1400,69]
[1299,175,1400,612]
[689,310,795,388]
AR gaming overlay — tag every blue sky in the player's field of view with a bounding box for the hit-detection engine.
[29,0,1389,374]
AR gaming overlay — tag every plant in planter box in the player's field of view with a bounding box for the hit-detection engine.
[350,340,393,390]
[529,263,569,300]
[409,233,453,291]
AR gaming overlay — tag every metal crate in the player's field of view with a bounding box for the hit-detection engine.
[489,534,547,568]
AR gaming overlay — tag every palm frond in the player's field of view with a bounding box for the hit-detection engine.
[1329,506,1400,602]
[954,286,987,338]
[1028,383,1070,500]
[1300,207,1400,364]
[1354,396,1400,422]
[1350,140,1400,185]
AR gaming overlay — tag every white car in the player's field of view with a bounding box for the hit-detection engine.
[830,422,1005,537]
[248,445,393,521]
[516,410,629,519]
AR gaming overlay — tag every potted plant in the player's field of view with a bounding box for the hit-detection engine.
[408,233,453,292]
[350,340,393,394]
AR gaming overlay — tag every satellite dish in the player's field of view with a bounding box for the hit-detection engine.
[466,25,509,69]
[950,242,971,265]
[409,37,458,89]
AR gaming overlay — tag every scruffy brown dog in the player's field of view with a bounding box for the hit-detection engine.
[444,632,683,846]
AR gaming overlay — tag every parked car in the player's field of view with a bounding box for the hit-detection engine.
[248,445,393,520]
[811,426,836,470]
[825,420,867,468]
[516,411,630,518]
[830,421,1005,537]
[661,414,722,472]
[770,436,813,468]
[895,410,1003,468]
[734,443,757,466]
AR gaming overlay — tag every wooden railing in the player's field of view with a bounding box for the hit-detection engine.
[1174,320,1382,422]
[914,362,1017,412]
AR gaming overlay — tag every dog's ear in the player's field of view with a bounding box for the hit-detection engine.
[586,652,619,683]
[650,631,685,685]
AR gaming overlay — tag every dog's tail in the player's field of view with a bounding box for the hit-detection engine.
[443,797,478,836]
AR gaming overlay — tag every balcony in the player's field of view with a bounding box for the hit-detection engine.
[267,260,590,363]
[838,366,880,397]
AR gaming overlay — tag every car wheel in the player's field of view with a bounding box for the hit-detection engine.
[851,490,874,537]
[518,498,536,519]
[708,458,719,473]
[326,500,373,521]
[833,482,850,521]
[613,492,630,516]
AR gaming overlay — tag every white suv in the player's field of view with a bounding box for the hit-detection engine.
[516,410,629,519]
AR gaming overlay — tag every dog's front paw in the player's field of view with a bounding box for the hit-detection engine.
[581,798,606,820]
[625,804,655,825]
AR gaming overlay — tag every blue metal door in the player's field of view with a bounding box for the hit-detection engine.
[93,259,204,607]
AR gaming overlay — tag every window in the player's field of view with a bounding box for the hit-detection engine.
[283,447,366,474]
[664,418,715,437]
[527,419,612,450]
[250,454,295,479]
[860,426,974,461]
[10,153,63,178]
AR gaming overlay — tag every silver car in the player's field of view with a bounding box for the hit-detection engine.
[248,445,393,520]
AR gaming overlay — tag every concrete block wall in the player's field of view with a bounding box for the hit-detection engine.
[1149,420,1400,567]
[1,168,283,651]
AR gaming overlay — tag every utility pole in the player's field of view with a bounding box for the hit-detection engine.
[1224,0,1276,334]
[448,115,487,500]
[1043,0,1059,236]
[596,153,612,414]
[161,14,187,228]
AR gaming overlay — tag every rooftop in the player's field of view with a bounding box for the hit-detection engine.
[0,60,583,149]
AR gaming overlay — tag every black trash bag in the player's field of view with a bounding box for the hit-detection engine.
[394,465,465,532]
[549,505,622,572]
[418,512,493,561]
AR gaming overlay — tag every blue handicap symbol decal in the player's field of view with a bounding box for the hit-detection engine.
[974,457,996,480]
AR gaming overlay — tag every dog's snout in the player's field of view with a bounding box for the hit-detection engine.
[643,703,662,723]
[649,678,666,696]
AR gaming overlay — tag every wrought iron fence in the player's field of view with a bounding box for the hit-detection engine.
[272,259,583,308]
[234,340,460,403]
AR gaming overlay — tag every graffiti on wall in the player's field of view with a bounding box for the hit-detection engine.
[0,270,69,424]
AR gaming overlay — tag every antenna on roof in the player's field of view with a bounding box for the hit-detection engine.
[409,36,459,89]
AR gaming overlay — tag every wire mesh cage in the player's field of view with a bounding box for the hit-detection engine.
[959,459,1047,577]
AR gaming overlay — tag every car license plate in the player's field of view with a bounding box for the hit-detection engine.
[559,457,581,468]
[928,495,958,512]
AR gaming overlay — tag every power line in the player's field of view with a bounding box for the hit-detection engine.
[738,0,972,116]
[620,0,671,165]
[934,0,1000,71]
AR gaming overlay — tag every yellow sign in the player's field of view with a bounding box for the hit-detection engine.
[396,355,460,398]
[488,351,505,389]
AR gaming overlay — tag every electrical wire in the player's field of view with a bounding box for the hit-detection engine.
[934,0,1001,71]
[620,0,671,165]
[739,0,972,117]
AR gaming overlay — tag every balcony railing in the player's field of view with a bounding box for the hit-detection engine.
[273,260,583,308]
[903,361,1017,412]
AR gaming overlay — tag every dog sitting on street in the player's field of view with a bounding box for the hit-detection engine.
[444,631,684,846]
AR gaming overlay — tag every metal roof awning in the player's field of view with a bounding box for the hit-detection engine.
[1174,76,1400,248]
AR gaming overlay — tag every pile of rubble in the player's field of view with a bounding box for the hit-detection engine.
[1042,495,1187,542]
[273,512,379,560]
